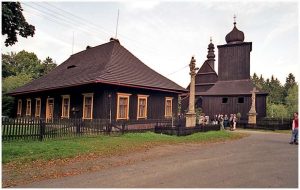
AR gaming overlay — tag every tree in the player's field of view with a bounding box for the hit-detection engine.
[14,50,41,79]
[2,52,17,78]
[285,84,298,117]
[40,56,57,76]
[1,50,57,116]
[2,74,33,117]
[283,73,297,99]
[2,2,35,46]
[251,73,264,89]
[267,103,289,118]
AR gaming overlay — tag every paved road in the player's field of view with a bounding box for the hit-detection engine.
[20,131,298,188]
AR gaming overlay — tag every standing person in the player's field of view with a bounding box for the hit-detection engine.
[219,114,224,130]
[289,112,298,145]
[233,114,237,130]
[224,114,229,129]
[229,114,234,131]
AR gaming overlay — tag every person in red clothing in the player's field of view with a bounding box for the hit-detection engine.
[289,112,298,145]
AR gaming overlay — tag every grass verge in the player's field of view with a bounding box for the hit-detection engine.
[2,131,246,164]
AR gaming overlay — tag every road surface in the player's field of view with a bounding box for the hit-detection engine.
[19,130,298,188]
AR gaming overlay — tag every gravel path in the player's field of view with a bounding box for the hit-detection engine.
[17,130,298,188]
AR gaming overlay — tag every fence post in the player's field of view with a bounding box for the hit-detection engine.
[122,123,125,134]
[76,119,81,135]
[39,119,45,141]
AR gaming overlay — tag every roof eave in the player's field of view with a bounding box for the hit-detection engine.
[8,80,188,96]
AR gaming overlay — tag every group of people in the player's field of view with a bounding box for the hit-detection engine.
[215,114,238,131]
[202,113,238,131]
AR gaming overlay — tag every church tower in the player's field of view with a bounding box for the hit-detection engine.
[206,37,216,70]
[217,16,252,81]
[194,38,218,93]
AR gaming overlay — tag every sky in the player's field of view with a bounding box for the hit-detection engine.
[1,0,299,88]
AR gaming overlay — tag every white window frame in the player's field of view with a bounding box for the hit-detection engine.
[46,98,55,120]
[137,95,149,119]
[17,99,22,116]
[35,98,41,117]
[61,95,70,118]
[165,97,173,118]
[26,98,31,116]
[82,93,93,119]
[117,93,131,120]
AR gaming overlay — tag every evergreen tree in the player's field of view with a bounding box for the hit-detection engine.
[283,73,297,100]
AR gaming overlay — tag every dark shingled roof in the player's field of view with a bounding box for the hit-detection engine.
[9,40,187,95]
[196,79,268,96]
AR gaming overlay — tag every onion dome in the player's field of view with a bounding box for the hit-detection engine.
[207,37,215,60]
[206,37,215,70]
[225,17,244,44]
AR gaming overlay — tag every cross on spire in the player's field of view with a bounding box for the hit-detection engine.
[233,14,237,26]
[210,36,212,43]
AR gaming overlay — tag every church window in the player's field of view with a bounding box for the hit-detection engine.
[222,97,228,104]
[238,97,244,104]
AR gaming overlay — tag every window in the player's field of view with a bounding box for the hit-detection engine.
[17,99,22,116]
[82,93,93,119]
[222,97,228,104]
[165,97,173,118]
[117,93,131,120]
[137,95,149,119]
[238,97,244,104]
[46,98,54,120]
[61,95,70,118]
[35,98,41,117]
[26,99,31,116]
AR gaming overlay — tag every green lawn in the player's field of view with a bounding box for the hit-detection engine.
[2,131,246,164]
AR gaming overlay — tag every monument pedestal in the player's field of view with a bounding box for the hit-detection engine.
[186,112,196,128]
[248,112,257,124]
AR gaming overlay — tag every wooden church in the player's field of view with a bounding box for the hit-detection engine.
[182,19,268,120]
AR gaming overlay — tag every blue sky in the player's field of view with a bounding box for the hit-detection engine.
[2,1,299,88]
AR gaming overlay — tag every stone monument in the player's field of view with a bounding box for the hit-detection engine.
[248,87,259,124]
[186,56,199,127]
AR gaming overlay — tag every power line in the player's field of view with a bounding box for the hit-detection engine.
[167,64,189,76]
[43,2,166,56]
[22,2,182,60]
[44,2,112,36]
[22,3,106,42]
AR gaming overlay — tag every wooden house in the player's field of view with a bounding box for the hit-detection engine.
[182,21,268,120]
[9,38,187,125]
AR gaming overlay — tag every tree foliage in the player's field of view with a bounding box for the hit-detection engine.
[285,85,298,116]
[2,2,35,46]
[251,72,298,118]
[2,74,33,117]
[2,50,57,117]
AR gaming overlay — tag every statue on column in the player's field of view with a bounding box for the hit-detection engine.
[248,87,259,124]
[186,56,199,128]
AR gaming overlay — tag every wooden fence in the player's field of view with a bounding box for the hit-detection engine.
[237,118,292,130]
[1,118,173,141]
[2,117,293,141]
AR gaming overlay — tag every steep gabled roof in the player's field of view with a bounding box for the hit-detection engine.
[9,40,187,95]
[186,60,218,90]
[196,79,268,96]
[196,60,217,74]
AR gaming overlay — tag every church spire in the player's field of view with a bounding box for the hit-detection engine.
[206,37,215,70]
[233,14,236,26]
